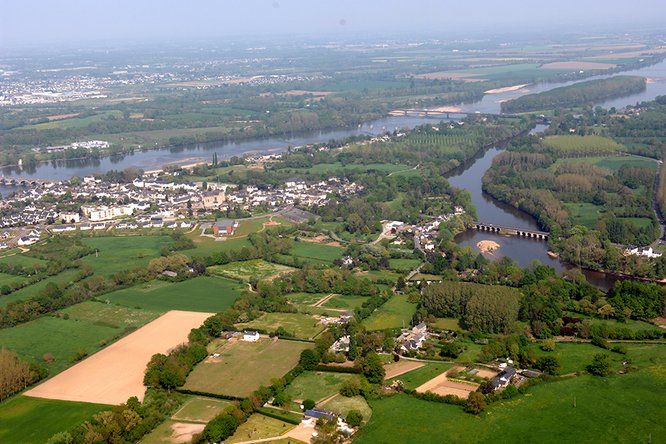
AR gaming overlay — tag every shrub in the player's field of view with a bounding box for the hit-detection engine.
[340,379,361,397]
[201,413,240,443]
[440,341,465,358]
[587,353,613,377]
[535,356,560,375]
[303,399,316,410]
[299,349,320,370]
[346,409,363,427]
[540,339,556,352]
[464,392,487,414]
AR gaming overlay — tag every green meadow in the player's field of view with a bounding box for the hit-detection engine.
[101,275,243,313]
[0,396,109,444]
[80,236,173,275]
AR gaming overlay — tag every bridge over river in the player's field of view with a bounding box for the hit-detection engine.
[474,222,549,241]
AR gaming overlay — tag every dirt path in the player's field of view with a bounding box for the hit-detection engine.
[312,293,335,307]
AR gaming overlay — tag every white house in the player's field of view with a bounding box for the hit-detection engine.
[242,331,260,342]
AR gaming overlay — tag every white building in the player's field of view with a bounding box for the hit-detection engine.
[242,331,260,342]
[81,205,134,221]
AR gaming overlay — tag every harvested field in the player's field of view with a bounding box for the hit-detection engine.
[415,367,479,399]
[384,360,425,380]
[25,310,212,405]
[541,61,616,70]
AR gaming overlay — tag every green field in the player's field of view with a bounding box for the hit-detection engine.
[236,312,325,340]
[0,268,82,308]
[284,371,360,402]
[430,317,462,331]
[0,272,26,287]
[551,155,657,172]
[0,301,156,373]
[290,241,343,264]
[81,236,173,275]
[0,396,109,444]
[183,339,312,397]
[285,292,329,306]
[0,252,47,268]
[321,395,372,422]
[208,259,294,282]
[564,202,605,228]
[362,295,417,331]
[171,396,232,423]
[388,258,422,272]
[185,232,252,257]
[322,294,368,311]
[531,342,654,375]
[356,368,666,443]
[543,135,621,156]
[101,276,242,312]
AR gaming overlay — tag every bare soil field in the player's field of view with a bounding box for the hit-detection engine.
[541,61,616,70]
[474,368,499,379]
[25,310,212,405]
[169,423,206,443]
[415,366,479,399]
[384,360,425,380]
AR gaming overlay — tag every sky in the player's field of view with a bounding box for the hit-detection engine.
[1,0,665,48]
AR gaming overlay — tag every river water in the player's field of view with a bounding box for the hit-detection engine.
[3,60,666,287]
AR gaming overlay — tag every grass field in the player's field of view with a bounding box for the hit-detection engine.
[552,155,657,172]
[0,396,109,444]
[361,295,417,331]
[0,268,82,308]
[564,202,605,228]
[285,292,329,306]
[284,371,360,402]
[388,258,422,272]
[236,312,325,340]
[0,301,156,374]
[0,252,48,268]
[171,396,232,423]
[184,339,312,398]
[80,236,173,275]
[226,414,295,444]
[430,317,462,330]
[100,276,243,312]
[290,241,343,264]
[208,259,294,282]
[356,368,666,443]
[185,232,252,257]
[321,395,372,422]
[0,273,26,290]
[322,294,368,311]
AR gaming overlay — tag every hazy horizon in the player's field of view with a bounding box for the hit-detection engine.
[1,0,665,50]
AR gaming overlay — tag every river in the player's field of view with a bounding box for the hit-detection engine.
[3,60,666,287]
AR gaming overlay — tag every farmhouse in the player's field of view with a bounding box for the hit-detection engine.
[489,367,516,391]
[242,331,260,342]
[398,322,428,352]
[330,335,351,352]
